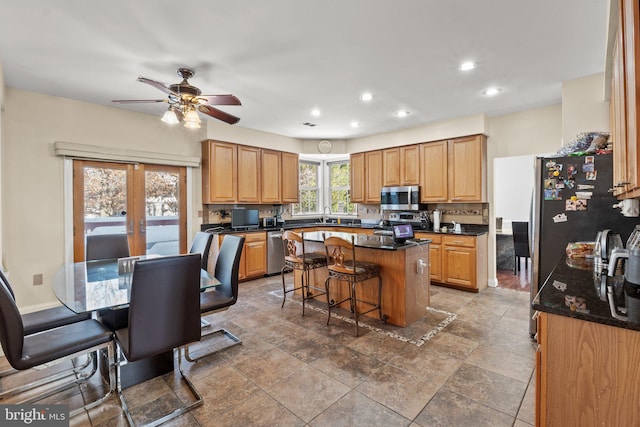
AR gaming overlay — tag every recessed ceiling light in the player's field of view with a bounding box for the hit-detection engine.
[350,121,360,128]
[483,87,501,96]
[359,93,373,102]
[395,110,410,118]
[459,61,476,71]
[311,108,322,117]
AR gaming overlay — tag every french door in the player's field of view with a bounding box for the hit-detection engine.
[73,160,187,262]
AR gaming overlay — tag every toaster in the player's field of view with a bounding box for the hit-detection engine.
[262,217,276,228]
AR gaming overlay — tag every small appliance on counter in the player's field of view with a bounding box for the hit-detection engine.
[594,229,624,274]
[262,217,276,228]
[432,209,441,232]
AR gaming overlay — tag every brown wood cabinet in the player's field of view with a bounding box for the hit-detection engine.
[383,146,420,186]
[610,0,640,198]
[419,136,486,202]
[536,312,640,426]
[260,149,281,203]
[415,232,487,291]
[202,140,298,204]
[365,150,383,203]
[215,231,266,281]
[281,151,300,203]
[202,140,237,203]
[419,140,448,202]
[350,152,365,203]
[237,145,260,203]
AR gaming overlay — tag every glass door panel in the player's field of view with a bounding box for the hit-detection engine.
[143,167,182,256]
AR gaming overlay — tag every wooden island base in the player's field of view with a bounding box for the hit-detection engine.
[294,238,430,327]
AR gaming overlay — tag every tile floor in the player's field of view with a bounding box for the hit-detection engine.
[1,274,537,426]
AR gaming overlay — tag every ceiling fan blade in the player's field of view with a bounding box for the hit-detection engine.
[199,94,242,106]
[112,99,167,104]
[198,105,240,125]
[137,77,178,96]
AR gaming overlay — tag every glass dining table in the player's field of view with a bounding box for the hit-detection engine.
[52,255,220,314]
[52,255,220,388]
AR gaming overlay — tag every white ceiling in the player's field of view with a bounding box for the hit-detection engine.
[0,0,609,140]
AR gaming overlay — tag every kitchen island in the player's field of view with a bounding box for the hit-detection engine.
[532,257,640,426]
[297,231,431,327]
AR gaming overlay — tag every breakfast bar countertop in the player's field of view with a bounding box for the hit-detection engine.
[532,255,640,332]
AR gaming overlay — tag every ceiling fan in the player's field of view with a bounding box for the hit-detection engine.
[112,67,241,127]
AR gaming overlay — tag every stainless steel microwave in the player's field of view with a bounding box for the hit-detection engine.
[380,186,423,210]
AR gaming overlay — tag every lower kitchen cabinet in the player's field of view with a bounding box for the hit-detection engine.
[415,232,487,291]
[536,312,640,426]
[215,231,266,281]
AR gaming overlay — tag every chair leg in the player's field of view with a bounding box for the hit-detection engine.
[281,265,288,308]
[184,327,242,363]
[324,276,332,325]
[352,281,359,337]
[301,268,307,317]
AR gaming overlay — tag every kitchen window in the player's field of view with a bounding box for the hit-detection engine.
[291,156,356,216]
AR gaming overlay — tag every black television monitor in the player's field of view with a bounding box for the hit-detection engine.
[392,224,414,244]
[231,209,259,229]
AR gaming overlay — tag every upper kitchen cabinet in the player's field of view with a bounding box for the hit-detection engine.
[448,135,487,202]
[419,140,448,202]
[202,140,237,203]
[202,140,297,204]
[350,152,365,203]
[419,135,486,202]
[237,145,260,203]
[365,150,383,203]
[382,146,420,186]
[281,151,299,203]
[260,149,281,203]
[611,0,640,198]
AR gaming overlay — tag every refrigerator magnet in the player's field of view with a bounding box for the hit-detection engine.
[575,191,592,199]
[544,189,562,200]
[553,213,568,223]
[582,162,595,173]
[576,200,588,211]
[586,171,597,180]
[567,164,578,175]
[565,199,576,211]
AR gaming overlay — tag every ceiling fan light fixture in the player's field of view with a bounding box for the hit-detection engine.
[184,108,201,123]
[183,120,201,129]
[161,108,180,125]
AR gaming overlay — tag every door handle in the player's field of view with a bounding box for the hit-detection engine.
[139,219,146,235]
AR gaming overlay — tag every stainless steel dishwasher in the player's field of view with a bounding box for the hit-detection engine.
[267,230,285,275]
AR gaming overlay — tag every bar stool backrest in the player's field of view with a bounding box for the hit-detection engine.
[323,235,357,276]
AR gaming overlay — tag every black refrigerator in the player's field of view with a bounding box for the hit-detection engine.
[530,153,638,335]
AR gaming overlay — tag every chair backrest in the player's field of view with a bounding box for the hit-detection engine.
[190,232,214,270]
[323,234,357,276]
[0,269,16,300]
[214,235,245,301]
[282,230,306,263]
[0,279,25,368]
[86,233,130,261]
[125,254,202,361]
[512,221,530,257]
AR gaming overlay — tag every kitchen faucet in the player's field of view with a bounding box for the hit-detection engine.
[323,206,331,223]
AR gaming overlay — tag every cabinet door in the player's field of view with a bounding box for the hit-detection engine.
[420,141,448,202]
[281,152,299,203]
[350,153,365,203]
[244,233,267,278]
[400,145,420,185]
[429,243,442,282]
[202,140,237,203]
[612,4,628,196]
[261,150,282,203]
[382,148,401,186]
[365,150,383,203]
[448,135,486,202]
[237,145,260,203]
[623,0,640,195]
[443,245,476,288]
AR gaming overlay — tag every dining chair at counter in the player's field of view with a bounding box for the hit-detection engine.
[115,253,203,426]
[86,233,130,261]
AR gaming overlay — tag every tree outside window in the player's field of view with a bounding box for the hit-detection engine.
[328,160,355,214]
[292,161,319,214]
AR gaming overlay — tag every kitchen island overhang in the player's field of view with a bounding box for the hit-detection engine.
[295,231,431,327]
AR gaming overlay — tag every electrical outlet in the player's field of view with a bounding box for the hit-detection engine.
[33,273,43,286]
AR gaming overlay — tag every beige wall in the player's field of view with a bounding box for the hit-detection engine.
[486,104,563,285]
[4,88,207,309]
[562,73,609,145]
[206,120,303,152]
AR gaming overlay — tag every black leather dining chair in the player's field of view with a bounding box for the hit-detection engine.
[512,221,531,274]
[0,269,92,389]
[0,279,116,416]
[185,234,244,362]
[115,253,203,426]
[86,233,130,261]
[189,231,214,271]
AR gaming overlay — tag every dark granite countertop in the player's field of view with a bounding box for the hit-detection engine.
[532,255,640,331]
[302,230,430,251]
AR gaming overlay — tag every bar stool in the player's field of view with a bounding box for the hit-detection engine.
[281,230,328,315]
[323,233,384,336]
